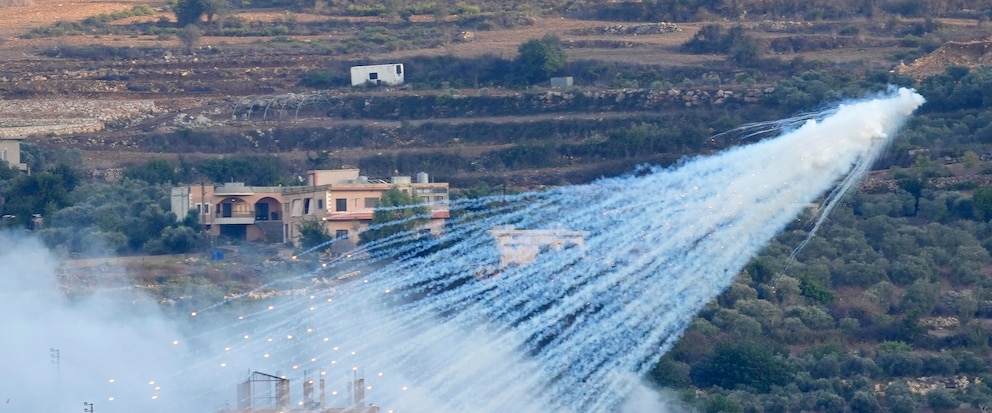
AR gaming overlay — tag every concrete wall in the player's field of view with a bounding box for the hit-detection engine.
[309,169,360,186]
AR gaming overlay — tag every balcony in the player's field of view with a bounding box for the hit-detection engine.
[207,211,280,224]
[212,211,256,225]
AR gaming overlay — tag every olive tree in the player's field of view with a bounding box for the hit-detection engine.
[515,34,567,84]
[690,339,795,392]
[359,188,430,248]
[296,217,332,251]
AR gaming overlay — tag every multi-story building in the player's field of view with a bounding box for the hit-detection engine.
[170,182,285,243]
[282,169,449,252]
[170,169,449,249]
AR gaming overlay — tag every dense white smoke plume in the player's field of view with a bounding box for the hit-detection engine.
[0,234,188,412]
[1,88,924,413]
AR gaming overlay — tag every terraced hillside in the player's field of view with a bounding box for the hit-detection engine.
[0,0,988,188]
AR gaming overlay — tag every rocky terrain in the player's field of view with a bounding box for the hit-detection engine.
[897,36,992,79]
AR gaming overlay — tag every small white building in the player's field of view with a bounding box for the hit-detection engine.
[550,76,573,88]
[350,63,404,86]
[0,136,27,171]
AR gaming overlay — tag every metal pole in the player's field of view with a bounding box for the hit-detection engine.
[201,182,210,250]
[50,348,60,411]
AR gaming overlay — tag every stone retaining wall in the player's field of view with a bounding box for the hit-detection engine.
[0,99,157,137]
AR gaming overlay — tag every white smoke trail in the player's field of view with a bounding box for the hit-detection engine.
[1,88,924,413]
[0,234,187,413]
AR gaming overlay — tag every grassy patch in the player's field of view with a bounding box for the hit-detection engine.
[23,5,156,38]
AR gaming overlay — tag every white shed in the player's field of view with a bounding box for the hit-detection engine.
[0,136,27,171]
[350,63,405,86]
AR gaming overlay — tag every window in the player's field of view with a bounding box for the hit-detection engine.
[204,204,210,214]
[335,198,347,212]
[195,203,202,213]
[0,150,6,161]
[317,199,325,210]
[395,65,402,75]
[304,198,312,214]
[335,230,349,239]
[364,197,380,208]
[434,196,447,204]
[369,72,378,80]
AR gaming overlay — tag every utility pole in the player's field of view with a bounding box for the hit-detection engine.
[201,182,210,250]
[49,348,60,374]
[51,348,61,413]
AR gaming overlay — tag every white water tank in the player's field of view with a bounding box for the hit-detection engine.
[416,172,429,183]
[391,176,412,184]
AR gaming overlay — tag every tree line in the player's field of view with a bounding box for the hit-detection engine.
[650,176,992,412]
[0,149,301,256]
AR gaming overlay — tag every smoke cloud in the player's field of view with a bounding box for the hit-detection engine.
[2,88,924,413]
[620,381,691,413]
[0,232,192,412]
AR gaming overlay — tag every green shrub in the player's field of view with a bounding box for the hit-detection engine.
[300,70,344,89]
[927,388,959,411]
[838,25,859,36]
[454,1,480,15]
[690,339,795,392]
[901,35,922,48]
[402,1,437,15]
[24,21,85,38]
[345,4,387,16]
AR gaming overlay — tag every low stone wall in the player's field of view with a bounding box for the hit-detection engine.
[0,99,156,120]
[0,99,157,137]
[0,119,104,138]
[0,0,32,8]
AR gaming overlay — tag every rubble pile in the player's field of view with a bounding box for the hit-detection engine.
[567,22,681,36]
[897,40,992,79]
[750,20,815,32]
[905,375,980,395]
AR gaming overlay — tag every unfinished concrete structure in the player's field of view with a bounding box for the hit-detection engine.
[227,370,379,413]
[489,226,589,268]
